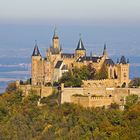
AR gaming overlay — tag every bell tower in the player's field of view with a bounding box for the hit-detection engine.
[52,28,60,49]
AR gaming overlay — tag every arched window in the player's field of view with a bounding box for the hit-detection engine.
[114,70,117,79]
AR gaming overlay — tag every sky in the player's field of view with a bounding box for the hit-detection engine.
[0,0,140,58]
[0,0,140,85]
[0,0,140,25]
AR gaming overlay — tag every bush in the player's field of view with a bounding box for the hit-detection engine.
[125,94,139,110]
[94,64,108,80]
[5,82,17,93]
[129,78,140,88]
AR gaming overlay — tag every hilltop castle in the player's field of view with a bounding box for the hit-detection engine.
[16,29,137,108]
[31,29,129,87]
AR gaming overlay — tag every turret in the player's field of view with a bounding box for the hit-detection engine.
[32,41,41,59]
[75,36,86,59]
[31,41,42,85]
[117,56,129,87]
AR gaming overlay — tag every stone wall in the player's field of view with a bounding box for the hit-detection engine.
[89,97,113,107]
[61,87,84,104]
[71,96,89,107]
[71,96,113,108]
[18,84,54,98]
[61,85,140,108]
[83,79,119,88]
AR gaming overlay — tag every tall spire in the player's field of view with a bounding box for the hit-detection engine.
[103,43,108,58]
[32,40,41,56]
[53,27,58,38]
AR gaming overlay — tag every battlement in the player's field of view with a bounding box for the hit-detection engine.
[71,95,113,108]
[83,79,119,88]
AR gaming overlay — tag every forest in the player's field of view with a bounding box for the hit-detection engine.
[0,82,140,140]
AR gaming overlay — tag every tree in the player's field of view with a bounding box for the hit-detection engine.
[59,65,96,87]
[5,82,17,94]
[125,94,139,110]
[95,64,108,80]
[129,78,140,88]
[87,63,96,80]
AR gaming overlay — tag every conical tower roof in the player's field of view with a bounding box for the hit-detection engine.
[120,56,127,64]
[32,41,41,56]
[76,38,86,50]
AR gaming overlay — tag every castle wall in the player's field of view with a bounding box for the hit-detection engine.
[71,96,113,108]
[18,85,54,98]
[71,96,90,107]
[83,87,106,96]
[83,79,119,88]
[89,97,113,108]
[61,85,140,108]
[61,87,84,104]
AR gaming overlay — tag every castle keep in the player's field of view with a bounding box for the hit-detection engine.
[31,29,129,87]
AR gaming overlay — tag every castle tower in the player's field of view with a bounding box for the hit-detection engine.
[102,44,108,59]
[75,36,86,59]
[52,28,60,49]
[117,56,129,87]
[31,41,42,86]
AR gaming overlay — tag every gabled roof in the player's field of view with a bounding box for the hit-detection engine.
[55,61,63,68]
[104,59,115,66]
[76,38,86,51]
[32,43,41,56]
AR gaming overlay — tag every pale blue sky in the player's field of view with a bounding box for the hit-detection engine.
[0,0,140,25]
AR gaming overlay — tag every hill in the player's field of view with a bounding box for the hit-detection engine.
[0,85,140,140]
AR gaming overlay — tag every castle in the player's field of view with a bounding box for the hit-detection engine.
[16,29,140,109]
[31,29,130,87]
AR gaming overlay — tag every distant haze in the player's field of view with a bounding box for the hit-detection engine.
[0,0,140,57]
[0,0,140,25]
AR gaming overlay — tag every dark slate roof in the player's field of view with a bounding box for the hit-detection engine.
[32,44,41,56]
[50,47,60,54]
[76,38,86,50]
[104,59,115,66]
[61,65,68,70]
[76,56,101,63]
[103,44,107,56]
[55,61,63,68]
[61,53,75,58]
[120,56,127,64]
